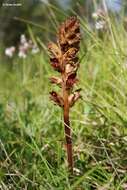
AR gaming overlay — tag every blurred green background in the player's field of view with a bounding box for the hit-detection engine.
[0,0,126,46]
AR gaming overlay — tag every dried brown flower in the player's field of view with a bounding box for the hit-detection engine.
[48,16,81,173]
[50,91,64,107]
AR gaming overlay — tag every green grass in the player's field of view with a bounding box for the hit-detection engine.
[0,11,127,190]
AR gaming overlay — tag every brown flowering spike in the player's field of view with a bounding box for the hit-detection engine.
[48,16,81,174]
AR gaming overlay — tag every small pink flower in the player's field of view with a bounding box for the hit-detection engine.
[18,51,26,59]
[31,45,40,54]
[20,34,27,44]
[5,46,15,58]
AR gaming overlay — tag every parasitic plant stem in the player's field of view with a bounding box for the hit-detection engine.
[48,16,81,173]
[63,81,73,172]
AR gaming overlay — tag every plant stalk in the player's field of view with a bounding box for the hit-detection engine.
[63,86,73,173]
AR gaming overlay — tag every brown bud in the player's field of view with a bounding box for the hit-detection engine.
[63,48,78,64]
[49,76,62,86]
[50,91,64,107]
[68,33,81,45]
[68,90,81,107]
[59,16,80,53]
[65,64,74,74]
[58,23,66,45]
[65,61,79,74]
[50,58,62,72]
[48,42,61,58]
[66,73,78,88]
[68,94,75,107]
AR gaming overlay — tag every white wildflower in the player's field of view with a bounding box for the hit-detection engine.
[20,34,27,44]
[23,42,30,49]
[92,9,105,19]
[95,21,105,30]
[18,51,26,58]
[18,34,40,58]
[92,12,98,19]
[5,46,15,58]
[73,167,82,176]
[18,43,28,59]
[31,45,40,54]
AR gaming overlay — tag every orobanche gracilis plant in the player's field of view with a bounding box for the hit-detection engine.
[48,16,81,173]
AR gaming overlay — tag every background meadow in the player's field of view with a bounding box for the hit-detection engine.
[0,0,127,189]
